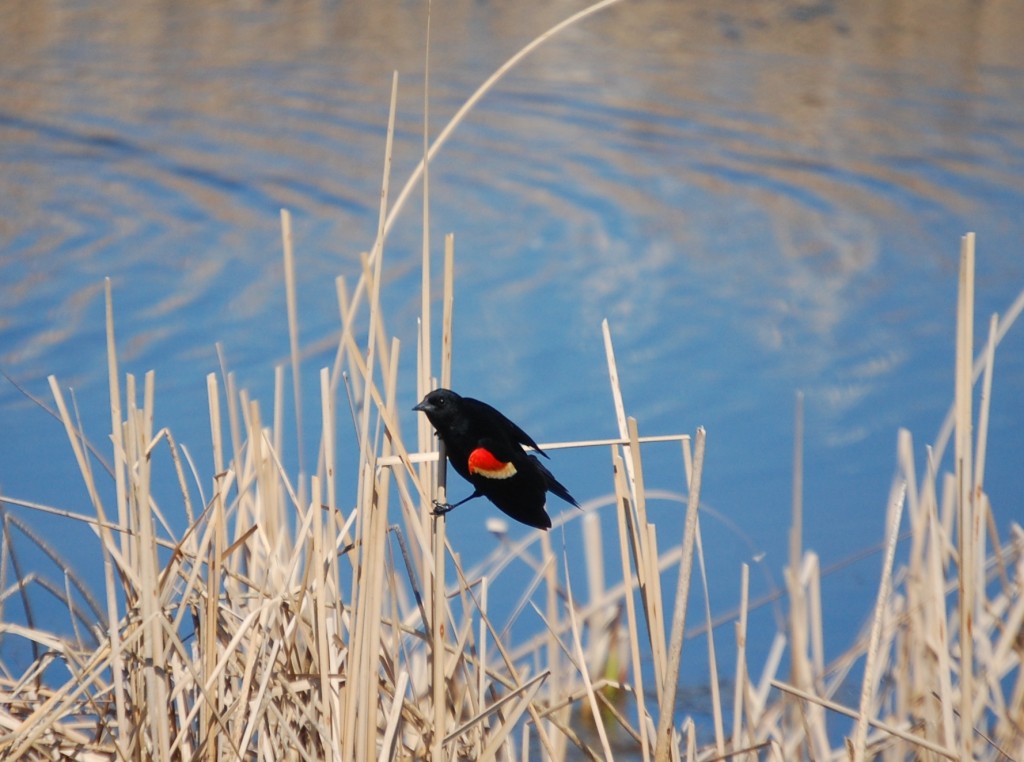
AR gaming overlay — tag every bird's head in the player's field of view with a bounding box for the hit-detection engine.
[412,388,463,430]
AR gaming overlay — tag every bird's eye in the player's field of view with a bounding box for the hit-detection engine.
[435,397,445,406]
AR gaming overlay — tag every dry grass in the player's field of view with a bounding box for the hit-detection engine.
[3,211,1023,762]
[2,3,1024,759]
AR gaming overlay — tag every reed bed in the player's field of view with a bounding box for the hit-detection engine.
[2,205,1023,762]
[3,4,1024,758]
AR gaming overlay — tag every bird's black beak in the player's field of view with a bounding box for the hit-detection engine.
[412,401,429,412]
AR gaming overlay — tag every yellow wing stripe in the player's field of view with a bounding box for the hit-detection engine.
[468,447,517,479]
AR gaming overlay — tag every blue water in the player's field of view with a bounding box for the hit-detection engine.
[2,0,1024,738]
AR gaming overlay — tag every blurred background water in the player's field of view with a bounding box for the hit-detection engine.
[2,0,1023,724]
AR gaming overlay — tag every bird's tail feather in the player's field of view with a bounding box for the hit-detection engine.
[531,455,580,508]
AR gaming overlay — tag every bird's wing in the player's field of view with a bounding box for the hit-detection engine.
[465,397,549,458]
[506,418,548,457]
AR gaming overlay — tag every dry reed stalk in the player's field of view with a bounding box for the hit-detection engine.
[380,0,628,251]
[417,13,445,748]
[693,524,724,757]
[477,575,489,742]
[0,495,141,543]
[563,556,615,761]
[790,418,829,758]
[104,280,130,556]
[282,208,306,488]
[611,450,653,762]
[420,0,434,407]
[428,237,455,759]
[927,457,960,755]
[771,680,959,759]
[201,371,226,760]
[849,481,906,760]
[376,434,692,469]
[955,232,976,760]
[541,528,570,760]
[934,249,1024,464]
[731,563,751,761]
[580,512,620,752]
[784,391,813,759]
[683,716,695,760]
[777,394,830,759]
[345,69,400,762]
[603,320,670,716]
[654,427,706,762]
[791,391,803,577]
[974,313,998,507]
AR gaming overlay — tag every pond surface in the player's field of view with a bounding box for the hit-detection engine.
[2,0,1024,704]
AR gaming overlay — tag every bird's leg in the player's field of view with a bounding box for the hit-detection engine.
[431,490,482,517]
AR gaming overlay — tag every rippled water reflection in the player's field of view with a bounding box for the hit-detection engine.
[2,0,1023,685]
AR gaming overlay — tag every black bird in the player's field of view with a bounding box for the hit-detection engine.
[413,388,579,529]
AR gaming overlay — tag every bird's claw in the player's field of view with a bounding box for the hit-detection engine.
[431,500,454,517]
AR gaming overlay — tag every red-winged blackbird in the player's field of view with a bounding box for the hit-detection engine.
[413,388,579,530]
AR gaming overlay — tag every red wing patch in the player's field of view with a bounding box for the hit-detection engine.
[468,447,517,479]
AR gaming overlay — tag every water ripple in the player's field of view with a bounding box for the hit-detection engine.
[1,0,1023,624]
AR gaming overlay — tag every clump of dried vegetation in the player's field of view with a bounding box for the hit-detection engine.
[2,4,1024,760]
